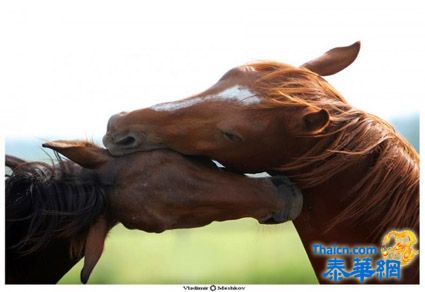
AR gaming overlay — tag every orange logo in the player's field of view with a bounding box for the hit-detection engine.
[381,229,418,266]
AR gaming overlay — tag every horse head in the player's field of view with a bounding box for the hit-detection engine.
[39,140,302,282]
[102,42,360,172]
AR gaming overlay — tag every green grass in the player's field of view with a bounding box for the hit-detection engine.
[59,219,318,284]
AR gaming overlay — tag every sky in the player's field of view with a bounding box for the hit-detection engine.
[0,0,424,139]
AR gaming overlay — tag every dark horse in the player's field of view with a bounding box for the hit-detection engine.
[6,140,302,284]
[103,42,419,283]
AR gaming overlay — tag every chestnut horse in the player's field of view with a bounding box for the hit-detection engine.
[6,140,302,284]
[103,42,419,283]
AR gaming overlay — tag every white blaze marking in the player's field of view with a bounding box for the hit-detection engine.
[150,85,260,112]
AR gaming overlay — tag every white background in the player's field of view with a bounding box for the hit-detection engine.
[0,0,423,139]
[1,0,424,290]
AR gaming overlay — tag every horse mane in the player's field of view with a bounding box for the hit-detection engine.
[250,61,419,236]
[6,153,107,257]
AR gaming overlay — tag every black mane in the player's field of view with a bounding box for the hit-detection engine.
[6,154,107,256]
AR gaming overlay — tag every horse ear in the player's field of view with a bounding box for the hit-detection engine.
[42,140,110,169]
[6,155,27,170]
[303,109,330,133]
[301,41,360,76]
[80,216,110,284]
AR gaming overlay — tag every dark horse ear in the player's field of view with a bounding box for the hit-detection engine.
[301,41,360,76]
[303,109,330,133]
[80,215,110,284]
[42,140,110,169]
[6,155,27,170]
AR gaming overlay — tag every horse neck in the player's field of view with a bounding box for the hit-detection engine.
[289,147,419,283]
[293,153,378,245]
[281,118,419,245]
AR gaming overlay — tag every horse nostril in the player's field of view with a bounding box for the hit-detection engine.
[115,135,138,147]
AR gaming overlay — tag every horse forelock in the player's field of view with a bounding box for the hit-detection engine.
[5,154,107,257]
[250,61,419,237]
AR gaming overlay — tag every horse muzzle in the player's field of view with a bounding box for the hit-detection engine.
[102,112,160,156]
[103,129,166,156]
[259,175,303,224]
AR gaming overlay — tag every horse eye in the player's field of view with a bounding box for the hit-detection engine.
[222,131,242,143]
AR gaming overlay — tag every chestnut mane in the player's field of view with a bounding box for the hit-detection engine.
[250,62,419,236]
